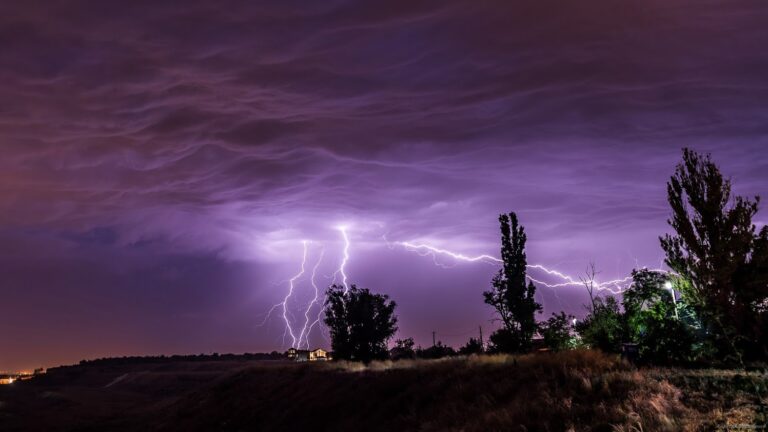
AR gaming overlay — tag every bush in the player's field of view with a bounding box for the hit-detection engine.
[623,269,699,364]
[458,337,484,355]
[416,342,456,359]
[540,312,577,351]
[487,328,529,354]
[575,296,624,353]
[390,337,416,360]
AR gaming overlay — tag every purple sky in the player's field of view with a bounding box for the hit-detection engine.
[2,0,768,371]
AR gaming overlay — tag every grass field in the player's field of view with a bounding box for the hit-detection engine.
[0,350,765,431]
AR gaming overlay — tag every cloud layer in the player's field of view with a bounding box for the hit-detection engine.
[1,0,767,370]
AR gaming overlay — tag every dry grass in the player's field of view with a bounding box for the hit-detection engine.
[1,351,765,431]
[157,350,702,431]
[647,367,767,430]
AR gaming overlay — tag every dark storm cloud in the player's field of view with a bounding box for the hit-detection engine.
[1,0,768,369]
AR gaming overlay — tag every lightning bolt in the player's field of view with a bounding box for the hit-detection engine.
[333,225,351,292]
[280,240,309,348]
[263,230,669,349]
[259,226,354,350]
[305,303,328,349]
[305,226,352,346]
[396,241,633,294]
[296,247,325,349]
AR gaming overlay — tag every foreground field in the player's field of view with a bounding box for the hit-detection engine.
[0,350,765,431]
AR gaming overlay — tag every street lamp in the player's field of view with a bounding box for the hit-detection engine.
[664,281,679,320]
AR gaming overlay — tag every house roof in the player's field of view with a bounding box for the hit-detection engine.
[294,348,326,354]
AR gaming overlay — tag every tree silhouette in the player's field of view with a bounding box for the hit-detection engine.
[574,296,623,353]
[390,337,416,360]
[576,266,628,354]
[458,337,484,355]
[416,341,456,359]
[484,212,542,352]
[324,284,398,363]
[539,312,575,352]
[660,148,768,360]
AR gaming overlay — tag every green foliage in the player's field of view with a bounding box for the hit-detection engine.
[539,312,577,351]
[458,337,484,355]
[660,148,768,361]
[637,302,698,365]
[484,212,542,353]
[623,269,698,364]
[622,269,671,335]
[324,284,398,363]
[575,296,624,353]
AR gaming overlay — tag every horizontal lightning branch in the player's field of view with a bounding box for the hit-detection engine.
[397,241,643,294]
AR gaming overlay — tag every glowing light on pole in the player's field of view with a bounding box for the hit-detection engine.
[664,280,679,320]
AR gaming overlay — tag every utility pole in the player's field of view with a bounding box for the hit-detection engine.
[432,331,436,347]
[479,325,484,352]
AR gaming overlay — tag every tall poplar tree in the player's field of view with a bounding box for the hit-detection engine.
[484,212,542,352]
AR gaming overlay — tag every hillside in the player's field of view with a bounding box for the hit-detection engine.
[0,350,764,431]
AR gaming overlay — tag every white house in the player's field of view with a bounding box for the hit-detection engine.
[287,348,330,362]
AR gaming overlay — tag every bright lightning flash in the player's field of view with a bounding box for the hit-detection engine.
[397,241,633,294]
[296,248,325,349]
[262,231,667,349]
[335,225,351,292]
[281,240,309,348]
[263,226,353,350]
[304,226,352,347]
